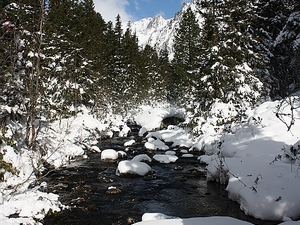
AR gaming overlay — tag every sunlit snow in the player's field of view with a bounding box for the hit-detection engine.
[1,97,300,224]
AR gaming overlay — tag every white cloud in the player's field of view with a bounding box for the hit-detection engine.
[93,0,135,23]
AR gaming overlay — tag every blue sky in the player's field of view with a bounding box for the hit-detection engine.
[128,0,185,20]
[94,0,187,23]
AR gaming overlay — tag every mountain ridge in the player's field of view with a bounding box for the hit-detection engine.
[130,0,203,59]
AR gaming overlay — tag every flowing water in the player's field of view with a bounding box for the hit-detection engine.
[43,132,278,225]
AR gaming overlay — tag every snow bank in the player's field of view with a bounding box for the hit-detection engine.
[0,106,125,224]
[201,100,300,221]
[135,214,253,225]
[147,125,194,148]
[0,188,62,224]
[135,214,300,225]
[42,111,110,168]
[134,107,185,131]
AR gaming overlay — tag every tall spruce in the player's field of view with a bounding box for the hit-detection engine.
[255,0,300,98]
[196,0,262,119]
[172,7,202,105]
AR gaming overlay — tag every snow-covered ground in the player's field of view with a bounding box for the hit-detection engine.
[134,213,299,225]
[0,96,300,224]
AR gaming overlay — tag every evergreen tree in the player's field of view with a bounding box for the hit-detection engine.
[173,7,202,71]
[140,44,161,102]
[121,26,142,105]
[196,0,262,120]
[158,47,173,103]
[255,0,300,98]
[45,0,108,116]
[172,7,202,105]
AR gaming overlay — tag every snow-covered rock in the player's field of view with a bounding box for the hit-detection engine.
[116,160,151,176]
[124,139,136,146]
[132,154,152,163]
[139,126,148,137]
[153,154,178,164]
[101,149,118,162]
[145,138,169,150]
[136,215,254,225]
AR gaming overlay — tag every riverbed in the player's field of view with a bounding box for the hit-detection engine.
[42,135,278,225]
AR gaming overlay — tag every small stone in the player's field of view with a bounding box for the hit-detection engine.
[126,217,137,224]
[106,186,122,195]
[174,165,184,170]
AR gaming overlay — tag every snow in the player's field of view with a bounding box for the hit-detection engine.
[124,139,136,146]
[146,126,194,148]
[181,153,194,158]
[139,126,148,136]
[198,99,300,221]
[153,154,178,163]
[136,214,253,225]
[101,149,118,161]
[135,214,300,225]
[145,137,170,150]
[134,107,185,131]
[132,154,152,162]
[124,97,300,223]
[130,0,204,59]
[1,96,300,224]
[90,145,101,152]
[116,160,152,176]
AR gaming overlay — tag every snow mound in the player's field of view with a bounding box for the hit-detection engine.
[202,100,300,221]
[134,107,185,131]
[145,138,169,150]
[0,189,62,224]
[146,126,194,148]
[153,154,178,164]
[132,154,152,162]
[142,213,179,221]
[116,154,152,176]
[101,149,118,161]
[124,139,136,146]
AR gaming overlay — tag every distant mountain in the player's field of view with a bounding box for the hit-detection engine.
[130,0,203,59]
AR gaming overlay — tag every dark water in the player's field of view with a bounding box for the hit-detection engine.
[43,135,278,225]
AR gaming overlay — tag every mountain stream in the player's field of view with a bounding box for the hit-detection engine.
[42,128,278,225]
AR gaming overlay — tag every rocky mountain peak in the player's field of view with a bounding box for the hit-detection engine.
[130,0,203,59]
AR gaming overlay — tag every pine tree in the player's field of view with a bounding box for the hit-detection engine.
[44,0,107,116]
[140,44,161,102]
[172,7,202,105]
[196,0,262,120]
[173,7,202,71]
[121,26,142,105]
[159,47,173,103]
[255,0,300,98]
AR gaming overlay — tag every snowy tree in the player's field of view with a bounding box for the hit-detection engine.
[194,0,262,122]
[255,0,300,98]
[172,6,202,105]
[0,0,49,150]
[173,7,202,71]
